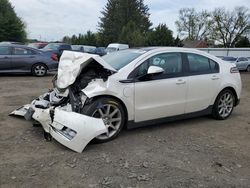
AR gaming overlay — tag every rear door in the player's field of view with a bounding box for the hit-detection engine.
[185,53,221,113]
[11,47,37,72]
[0,46,12,71]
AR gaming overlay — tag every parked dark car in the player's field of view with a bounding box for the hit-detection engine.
[28,42,48,49]
[42,43,72,59]
[71,45,106,56]
[95,47,107,56]
[0,41,24,45]
[0,45,58,76]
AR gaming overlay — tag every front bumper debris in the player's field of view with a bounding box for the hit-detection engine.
[10,96,107,153]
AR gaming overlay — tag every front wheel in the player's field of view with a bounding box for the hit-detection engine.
[82,97,126,143]
[212,89,235,120]
[32,63,47,77]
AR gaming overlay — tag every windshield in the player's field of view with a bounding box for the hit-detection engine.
[43,43,60,50]
[102,49,146,70]
[222,57,237,62]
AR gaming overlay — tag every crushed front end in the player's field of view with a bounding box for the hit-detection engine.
[10,51,117,152]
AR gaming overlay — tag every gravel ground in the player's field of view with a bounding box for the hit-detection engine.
[0,73,250,188]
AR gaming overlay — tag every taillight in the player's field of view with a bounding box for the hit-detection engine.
[51,54,58,62]
[230,67,239,73]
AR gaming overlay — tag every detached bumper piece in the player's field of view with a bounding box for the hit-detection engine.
[10,101,107,153]
[50,108,107,153]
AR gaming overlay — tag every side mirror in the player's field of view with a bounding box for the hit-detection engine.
[147,66,164,75]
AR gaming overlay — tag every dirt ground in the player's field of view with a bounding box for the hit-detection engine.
[0,73,249,188]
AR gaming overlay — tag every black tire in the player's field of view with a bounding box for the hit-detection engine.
[247,65,250,72]
[212,89,235,120]
[82,97,126,143]
[31,63,47,77]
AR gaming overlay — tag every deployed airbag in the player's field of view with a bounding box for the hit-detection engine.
[57,51,117,90]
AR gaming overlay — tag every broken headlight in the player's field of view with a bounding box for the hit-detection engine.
[56,127,77,140]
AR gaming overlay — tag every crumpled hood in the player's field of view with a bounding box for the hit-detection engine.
[57,51,117,89]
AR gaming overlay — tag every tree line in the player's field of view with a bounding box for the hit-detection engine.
[1,0,250,47]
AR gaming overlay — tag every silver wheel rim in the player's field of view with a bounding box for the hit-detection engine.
[34,65,46,76]
[218,92,234,118]
[92,104,122,140]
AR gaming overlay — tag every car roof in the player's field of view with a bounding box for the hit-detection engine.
[132,47,203,53]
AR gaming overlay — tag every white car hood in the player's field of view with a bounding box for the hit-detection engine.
[57,51,117,89]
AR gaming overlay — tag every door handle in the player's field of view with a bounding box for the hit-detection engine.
[211,75,219,80]
[176,79,186,85]
[4,56,9,59]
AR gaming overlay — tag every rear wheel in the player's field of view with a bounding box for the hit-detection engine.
[247,65,250,72]
[82,97,126,143]
[212,89,235,120]
[32,63,47,77]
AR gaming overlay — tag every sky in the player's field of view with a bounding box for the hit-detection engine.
[9,0,250,41]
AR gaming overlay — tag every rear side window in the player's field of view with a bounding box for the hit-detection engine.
[13,47,35,55]
[187,53,219,74]
[0,46,11,55]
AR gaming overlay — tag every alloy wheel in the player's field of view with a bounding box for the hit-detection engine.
[218,92,234,118]
[92,104,122,140]
[34,65,46,76]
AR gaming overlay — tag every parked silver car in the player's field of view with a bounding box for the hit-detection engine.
[0,44,58,76]
[222,57,250,72]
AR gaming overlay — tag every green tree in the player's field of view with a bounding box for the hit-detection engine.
[119,21,145,47]
[147,24,174,46]
[98,0,151,46]
[174,36,183,47]
[82,31,97,46]
[175,8,211,40]
[0,0,26,42]
[235,36,250,47]
[210,6,250,47]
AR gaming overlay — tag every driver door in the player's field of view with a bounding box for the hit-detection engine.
[134,52,187,122]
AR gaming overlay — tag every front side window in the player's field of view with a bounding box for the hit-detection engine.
[0,46,11,55]
[136,53,182,77]
[187,53,219,74]
[13,47,34,55]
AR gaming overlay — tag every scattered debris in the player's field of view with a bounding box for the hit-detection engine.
[137,174,150,181]
[11,176,16,180]
[128,173,137,178]
[48,161,57,167]
[142,162,149,168]
[101,177,113,186]
[124,161,129,169]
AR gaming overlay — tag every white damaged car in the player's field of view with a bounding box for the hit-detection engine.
[11,48,242,152]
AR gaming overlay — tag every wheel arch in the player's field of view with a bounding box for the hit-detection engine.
[216,87,239,106]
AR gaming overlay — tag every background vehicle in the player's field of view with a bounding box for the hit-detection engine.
[222,56,250,72]
[0,41,24,45]
[95,47,107,56]
[105,43,129,54]
[42,43,72,59]
[0,44,58,76]
[27,42,48,49]
[71,45,106,56]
